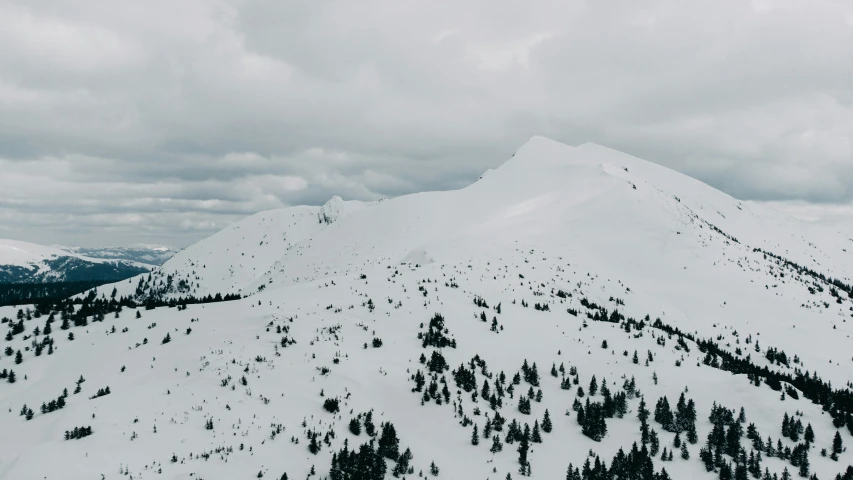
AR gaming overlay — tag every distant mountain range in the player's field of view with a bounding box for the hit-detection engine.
[0,240,178,305]
[57,244,179,266]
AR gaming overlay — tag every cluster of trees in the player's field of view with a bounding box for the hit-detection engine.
[0,281,102,307]
[323,397,340,414]
[578,297,626,324]
[753,248,853,300]
[348,411,377,437]
[328,419,415,480]
[764,348,791,368]
[1,369,18,383]
[566,442,672,480]
[570,376,629,442]
[413,368,451,406]
[64,426,93,440]
[419,313,456,349]
[699,403,749,475]
[653,393,697,442]
[596,305,853,437]
[576,399,608,441]
[35,388,69,416]
[781,414,807,443]
[425,351,449,373]
[696,403,822,479]
[90,386,111,399]
[452,362,479,393]
[520,360,540,387]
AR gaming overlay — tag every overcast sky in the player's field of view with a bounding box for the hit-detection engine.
[2,0,852,247]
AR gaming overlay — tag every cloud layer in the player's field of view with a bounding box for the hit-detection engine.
[2,0,852,246]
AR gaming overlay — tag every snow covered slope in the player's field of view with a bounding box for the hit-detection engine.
[0,239,151,283]
[103,197,371,300]
[2,137,852,480]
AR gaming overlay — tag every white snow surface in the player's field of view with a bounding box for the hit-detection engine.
[1,136,852,480]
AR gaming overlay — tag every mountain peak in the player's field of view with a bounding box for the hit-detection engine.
[318,196,346,224]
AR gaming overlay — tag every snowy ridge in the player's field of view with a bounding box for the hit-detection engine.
[103,199,371,299]
[2,137,852,480]
[0,239,73,268]
[59,245,179,266]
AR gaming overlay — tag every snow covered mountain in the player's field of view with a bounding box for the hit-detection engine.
[59,244,179,266]
[0,239,151,284]
[1,137,852,480]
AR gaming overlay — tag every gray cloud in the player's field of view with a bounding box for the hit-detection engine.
[1,0,852,247]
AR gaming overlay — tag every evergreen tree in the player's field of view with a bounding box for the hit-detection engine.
[798,451,810,478]
[518,396,531,415]
[686,422,699,444]
[392,448,413,477]
[517,436,530,476]
[726,422,743,456]
[734,463,748,480]
[365,411,376,437]
[700,447,714,471]
[349,417,361,436]
[719,461,733,480]
[531,421,542,443]
[650,430,660,456]
[490,434,503,453]
[542,409,552,433]
[471,424,479,446]
[308,434,321,454]
[378,422,400,459]
[832,430,843,456]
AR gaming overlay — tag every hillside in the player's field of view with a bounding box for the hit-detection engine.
[1,137,851,480]
[101,197,371,301]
